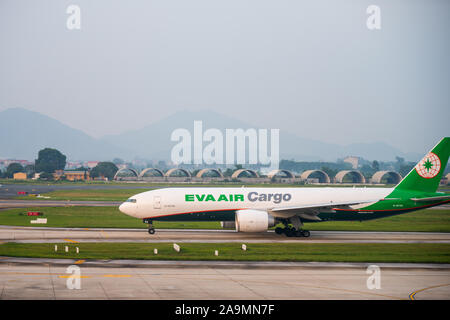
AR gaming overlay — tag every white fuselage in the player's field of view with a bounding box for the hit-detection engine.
[119,187,393,219]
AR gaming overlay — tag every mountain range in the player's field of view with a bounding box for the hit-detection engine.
[0,108,421,162]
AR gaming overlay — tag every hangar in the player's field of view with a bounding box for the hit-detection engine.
[300,170,331,183]
[165,168,191,178]
[138,168,164,178]
[371,171,402,184]
[195,168,224,178]
[267,169,295,179]
[231,169,259,179]
[114,168,139,180]
[335,170,366,184]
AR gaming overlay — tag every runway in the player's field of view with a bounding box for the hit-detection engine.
[0,257,449,300]
[1,227,449,300]
[1,225,450,243]
[1,198,449,300]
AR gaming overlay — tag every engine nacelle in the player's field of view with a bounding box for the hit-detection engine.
[235,209,275,232]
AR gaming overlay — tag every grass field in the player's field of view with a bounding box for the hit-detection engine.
[19,188,150,201]
[0,242,449,263]
[0,206,449,232]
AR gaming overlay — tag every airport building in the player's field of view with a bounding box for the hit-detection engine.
[13,172,27,180]
[53,170,90,181]
[113,167,403,185]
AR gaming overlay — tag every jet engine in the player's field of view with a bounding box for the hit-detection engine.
[235,209,275,232]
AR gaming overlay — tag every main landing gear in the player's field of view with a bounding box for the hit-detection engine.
[275,227,310,237]
[143,218,156,235]
[275,217,311,238]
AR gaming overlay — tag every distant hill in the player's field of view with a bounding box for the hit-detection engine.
[101,109,422,162]
[0,108,421,162]
[0,108,129,160]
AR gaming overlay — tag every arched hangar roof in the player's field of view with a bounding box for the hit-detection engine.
[113,168,139,180]
[267,169,295,179]
[231,169,259,179]
[138,168,164,178]
[165,168,191,177]
[335,170,366,184]
[300,170,331,183]
[195,168,224,178]
[371,171,402,184]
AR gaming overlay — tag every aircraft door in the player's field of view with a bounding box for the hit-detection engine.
[153,196,161,209]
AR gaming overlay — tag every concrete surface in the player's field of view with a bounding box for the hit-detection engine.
[0,259,448,300]
[1,226,450,243]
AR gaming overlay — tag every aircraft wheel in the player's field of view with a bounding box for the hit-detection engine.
[285,228,295,237]
[275,227,283,234]
[301,230,310,238]
[295,230,304,237]
[148,228,156,235]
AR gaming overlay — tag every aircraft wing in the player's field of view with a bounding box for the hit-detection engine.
[268,199,381,220]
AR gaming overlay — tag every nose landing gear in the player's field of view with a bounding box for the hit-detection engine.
[143,218,156,235]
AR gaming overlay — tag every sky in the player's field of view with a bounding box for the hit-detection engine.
[1,0,449,154]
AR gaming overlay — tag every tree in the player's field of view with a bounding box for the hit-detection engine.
[6,163,24,178]
[38,172,54,181]
[372,160,380,172]
[90,162,119,180]
[321,166,337,178]
[113,158,124,165]
[399,163,415,177]
[35,148,66,173]
[24,164,35,178]
[360,164,374,179]
[223,168,234,177]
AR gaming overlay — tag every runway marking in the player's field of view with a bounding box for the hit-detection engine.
[100,230,109,239]
[409,283,450,300]
[63,239,79,243]
[75,260,85,264]
[58,275,90,279]
[103,274,132,278]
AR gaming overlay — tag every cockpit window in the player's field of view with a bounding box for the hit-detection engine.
[125,198,137,203]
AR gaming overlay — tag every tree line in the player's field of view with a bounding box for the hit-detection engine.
[0,148,119,180]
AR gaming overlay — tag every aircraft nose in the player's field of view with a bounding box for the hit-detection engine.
[119,202,136,217]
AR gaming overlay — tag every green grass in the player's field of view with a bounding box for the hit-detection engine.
[18,188,150,201]
[0,206,449,232]
[0,206,219,229]
[0,242,449,263]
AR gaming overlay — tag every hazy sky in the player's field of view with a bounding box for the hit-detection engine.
[1,0,449,154]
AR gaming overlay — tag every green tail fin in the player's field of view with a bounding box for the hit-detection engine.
[393,137,450,193]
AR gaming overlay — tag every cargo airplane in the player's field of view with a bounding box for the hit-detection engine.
[119,137,450,237]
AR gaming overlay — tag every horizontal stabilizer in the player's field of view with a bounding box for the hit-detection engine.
[269,199,380,213]
[410,195,450,202]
